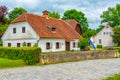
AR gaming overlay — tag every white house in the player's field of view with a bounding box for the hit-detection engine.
[1,10,82,52]
[94,25,116,47]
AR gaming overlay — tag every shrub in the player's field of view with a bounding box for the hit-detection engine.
[0,39,2,46]
[22,42,26,47]
[78,38,89,50]
[33,43,38,47]
[97,45,103,48]
[0,47,41,65]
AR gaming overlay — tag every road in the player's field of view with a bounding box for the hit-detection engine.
[0,58,120,80]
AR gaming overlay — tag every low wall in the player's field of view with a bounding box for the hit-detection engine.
[39,50,119,64]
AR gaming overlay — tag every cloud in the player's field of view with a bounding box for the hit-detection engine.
[1,0,120,29]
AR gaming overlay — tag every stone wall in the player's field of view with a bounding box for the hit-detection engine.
[39,50,119,64]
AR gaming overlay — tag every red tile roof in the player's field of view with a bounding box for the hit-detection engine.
[11,13,82,41]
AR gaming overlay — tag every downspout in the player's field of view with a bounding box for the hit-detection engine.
[37,38,40,47]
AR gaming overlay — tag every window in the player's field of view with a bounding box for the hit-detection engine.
[106,32,109,35]
[22,27,25,33]
[8,43,11,47]
[99,39,102,44]
[46,25,56,32]
[17,43,20,47]
[46,42,50,49]
[103,32,105,35]
[27,43,31,47]
[73,42,76,48]
[110,32,112,35]
[51,27,56,32]
[56,42,60,49]
[13,28,16,33]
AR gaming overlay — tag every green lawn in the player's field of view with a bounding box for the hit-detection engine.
[103,73,120,80]
[0,58,27,69]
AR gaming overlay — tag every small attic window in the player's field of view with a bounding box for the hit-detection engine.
[46,25,56,32]
[51,27,56,32]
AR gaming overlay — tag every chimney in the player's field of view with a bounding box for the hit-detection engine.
[42,10,49,19]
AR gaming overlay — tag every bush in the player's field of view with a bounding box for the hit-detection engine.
[78,38,89,50]
[0,39,2,46]
[22,42,26,47]
[97,45,103,48]
[33,43,38,47]
[0,47,41,65]
[113,47,120,52]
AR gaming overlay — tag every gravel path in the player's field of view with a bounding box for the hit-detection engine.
[0,58,120,80]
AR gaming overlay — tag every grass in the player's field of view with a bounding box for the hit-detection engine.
[0,58,27,69]
[103,73,120,80]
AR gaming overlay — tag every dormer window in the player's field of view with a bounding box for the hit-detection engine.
[46,25,56,32]
[51,27,56,32]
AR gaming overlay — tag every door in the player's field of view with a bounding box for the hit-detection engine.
[65,41,70,51]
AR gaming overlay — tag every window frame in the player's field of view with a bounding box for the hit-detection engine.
[99,39,102,44]
[56,42,60,49]
[73,42,76,48]
[27,43,31,47]
[13,28,16,34]
[8,43,11,47]
[17,43,20,47]
[22,27,25,33]
[46,42,50,49]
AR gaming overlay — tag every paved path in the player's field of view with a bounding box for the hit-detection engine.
[0,58,120,80]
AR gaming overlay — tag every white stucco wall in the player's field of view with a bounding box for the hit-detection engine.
[2,21,39,40]
[38,39,65,52]
[94,26,116,47]
[2,21,39,47]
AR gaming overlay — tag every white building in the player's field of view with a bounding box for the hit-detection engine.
[94,25,116,47]
[2,11,82,52]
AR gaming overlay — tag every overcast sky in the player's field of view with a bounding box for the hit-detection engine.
[1,0,120,29]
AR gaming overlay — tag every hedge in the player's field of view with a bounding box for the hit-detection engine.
[97,45,103,48]
[0,47,41,65]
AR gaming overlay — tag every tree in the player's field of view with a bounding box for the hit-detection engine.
[49,12,60,19]
[62,9,89,32]
[0,23,8,37]
[82,29,96,39]
[100,4,120,27]
[112,25,120,46]
[8,7,27,21]
[96,25,104,33]
[0,5,8,24]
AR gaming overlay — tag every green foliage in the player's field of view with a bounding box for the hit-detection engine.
[62,9,89,32]
[8,7,27,21]
[0,47,41,65]
[97,45,103,48]
[113,47,120,53]
[112,25,120,46]
[100,4,120,27]
[0,23,8,37]
[103,73,120,80]
[22,42,26,47]
[33,43,38,47]
[0,39,2,46]
[96,25,104,33]
[49,12,60,19]
[78,38,89,50]
[82,29,96,39]
[0,58,26,69]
